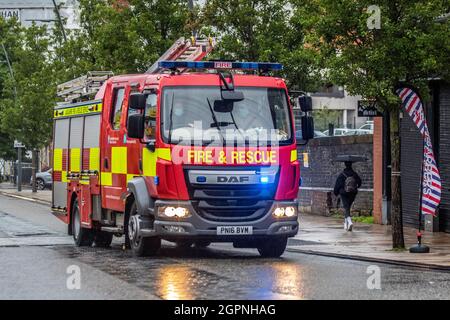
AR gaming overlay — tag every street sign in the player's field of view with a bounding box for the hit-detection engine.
[14,140,25,148]
[358,100,382,117]
[0,9,20,21]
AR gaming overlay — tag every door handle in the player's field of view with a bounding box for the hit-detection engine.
[104,158,109,169]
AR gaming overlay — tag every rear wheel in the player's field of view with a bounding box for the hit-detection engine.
[72,199,94,247]
[127,202,160,257]
[257,237,287,258]
[94,231,113,248]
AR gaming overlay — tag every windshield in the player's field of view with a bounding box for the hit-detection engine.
[161,86,293,146]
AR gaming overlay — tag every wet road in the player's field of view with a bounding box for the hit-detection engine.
[0,194,449,300]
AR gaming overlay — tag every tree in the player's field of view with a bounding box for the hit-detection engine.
[294,0,450,248]
[0,23,56,192]
[202,0,320,91]
[66,0,191,75]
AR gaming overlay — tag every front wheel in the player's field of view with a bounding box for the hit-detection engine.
[72,199,94,247]
[257,237,287,258]
[127,202,160,257]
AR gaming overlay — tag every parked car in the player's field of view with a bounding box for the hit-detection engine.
[322,128,354,136]
[322,127,372,136]
[30,169,52,190]
[296,130,327,140]
[359,121,374,133]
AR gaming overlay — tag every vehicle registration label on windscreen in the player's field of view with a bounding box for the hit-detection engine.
[217,226,253,235]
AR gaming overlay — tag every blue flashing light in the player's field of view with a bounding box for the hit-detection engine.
[154,176,159,185]
[196,176,207,183]
[158,61,283,71]
[260,176,269,184]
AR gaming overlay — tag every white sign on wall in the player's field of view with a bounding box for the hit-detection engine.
[0,9,20,21]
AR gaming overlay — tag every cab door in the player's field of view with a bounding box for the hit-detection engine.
[101,83,129,211]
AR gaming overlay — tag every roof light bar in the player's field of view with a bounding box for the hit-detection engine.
[158,61,283,71]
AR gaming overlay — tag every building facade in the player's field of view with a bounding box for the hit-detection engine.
[0,0,79,29]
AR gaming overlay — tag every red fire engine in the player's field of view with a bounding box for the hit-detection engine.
[51,37,314,257]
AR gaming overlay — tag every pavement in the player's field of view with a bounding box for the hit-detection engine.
[0,183,51,205]
[289,215,450,270]
[1,182,449,270]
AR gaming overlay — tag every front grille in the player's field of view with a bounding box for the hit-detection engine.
[185,167,279,222]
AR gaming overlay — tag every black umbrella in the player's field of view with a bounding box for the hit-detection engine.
[333,155,368,163]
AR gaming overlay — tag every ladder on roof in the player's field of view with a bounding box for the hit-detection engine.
[146,36,215,74]
[57,71,114,103]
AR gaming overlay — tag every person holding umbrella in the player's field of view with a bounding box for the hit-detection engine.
[333,156,364,231]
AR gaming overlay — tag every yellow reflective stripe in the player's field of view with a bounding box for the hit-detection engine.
[80,179,90,185]
[89,147,100,171]
[127,174,138,182]
[290,149,298,162]
[111,147,127,174]
[70,148,81,172]
[101,172,112,186]
[142,148,157,177]
[157,148,171,161]
[61,171,68,183]
[142,147,172,177]
[54,102,103,119]
[53,148,63,171]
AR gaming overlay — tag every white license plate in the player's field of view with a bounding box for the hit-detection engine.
[216,226,253,235]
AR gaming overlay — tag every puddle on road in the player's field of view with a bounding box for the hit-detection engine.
[52,244,308,300]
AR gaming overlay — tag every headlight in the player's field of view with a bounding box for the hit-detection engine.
[272,205,297,218]
[285,206,296,217]
[273,207,285,217]
[158,206,190,218]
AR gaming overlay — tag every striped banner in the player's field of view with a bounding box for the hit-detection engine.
[396,87,441,216]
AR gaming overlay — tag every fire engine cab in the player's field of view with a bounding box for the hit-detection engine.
[52,38,314,257]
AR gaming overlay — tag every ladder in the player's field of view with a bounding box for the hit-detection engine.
[57,71,114,103]
[146,36,215,74]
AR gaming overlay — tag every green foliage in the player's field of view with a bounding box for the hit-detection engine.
[0,23,56,150]
[202,0,320,90]
[313,107,342,131]
[293,0,450,107]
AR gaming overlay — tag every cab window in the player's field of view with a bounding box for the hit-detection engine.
[111,88,125,130]
[144,93,157,140]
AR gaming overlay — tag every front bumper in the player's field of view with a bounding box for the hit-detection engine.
[152,200,299,240]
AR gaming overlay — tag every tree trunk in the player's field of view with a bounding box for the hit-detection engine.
[31,149,37,193]
[390,108,405,248]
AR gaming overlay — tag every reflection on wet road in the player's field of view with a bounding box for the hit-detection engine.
[53,243,307,300]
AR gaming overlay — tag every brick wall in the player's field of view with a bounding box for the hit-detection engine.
[297,135,374,217]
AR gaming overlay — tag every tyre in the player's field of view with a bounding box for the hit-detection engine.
[94,231,113,248]
[36,178,45,190]
[176,240,194,248]
[72,199,94,247]
[257,237,287,258]
[194,240,211,248]
[127,202,160,257]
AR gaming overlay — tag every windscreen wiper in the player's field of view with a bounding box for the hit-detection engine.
[168,92,175,144]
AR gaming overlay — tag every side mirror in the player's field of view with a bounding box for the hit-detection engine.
[129,93,146,110]
[127,113,144,139]
[301,116,315,140]
[221,90,244,101]
[298,96,312,112]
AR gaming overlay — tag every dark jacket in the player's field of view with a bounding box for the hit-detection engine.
[333,168,362,196]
